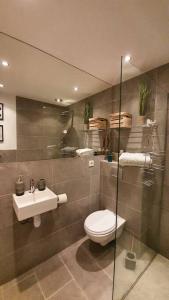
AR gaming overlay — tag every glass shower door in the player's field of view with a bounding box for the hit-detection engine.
[112,57,168,300]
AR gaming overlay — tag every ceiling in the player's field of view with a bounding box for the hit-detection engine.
[0,0,169,103]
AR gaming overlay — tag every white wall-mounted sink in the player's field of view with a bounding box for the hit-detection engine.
[13,187,58,221]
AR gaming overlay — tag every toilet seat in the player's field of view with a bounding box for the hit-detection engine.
[84,209,116,236]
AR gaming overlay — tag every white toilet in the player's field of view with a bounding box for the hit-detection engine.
[84,209,126,246]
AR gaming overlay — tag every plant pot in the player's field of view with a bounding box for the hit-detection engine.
[136,115,145,126]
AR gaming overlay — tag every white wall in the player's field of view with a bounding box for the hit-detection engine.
[0,95,17,150]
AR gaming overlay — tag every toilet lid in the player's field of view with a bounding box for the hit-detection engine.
[84,210,116,235]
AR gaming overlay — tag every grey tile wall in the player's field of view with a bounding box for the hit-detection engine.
[0,156,102,283]
[16,97,68,161]
[100,161,150,240]
[159,96,169,258]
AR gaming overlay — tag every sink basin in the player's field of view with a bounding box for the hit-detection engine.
[13,187,58,221]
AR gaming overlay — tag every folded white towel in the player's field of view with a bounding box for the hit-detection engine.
[119,152,152,168]
[76,148,94,157]
[61,147,76,153]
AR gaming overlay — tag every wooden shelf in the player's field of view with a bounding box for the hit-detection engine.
[109,112,132,129]
[82,129,106,132]
[110,125,131,129]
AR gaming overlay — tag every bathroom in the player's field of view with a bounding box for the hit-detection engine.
[0,1,169,299]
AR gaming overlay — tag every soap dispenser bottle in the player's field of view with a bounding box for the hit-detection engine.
[15,175,25,196]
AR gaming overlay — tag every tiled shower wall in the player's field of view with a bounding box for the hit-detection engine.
[158,67,169,259]
[0,156,101,283]
[75,63,169,257]
[100,161,151,241]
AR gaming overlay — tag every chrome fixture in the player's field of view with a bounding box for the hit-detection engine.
[29,179,35,193]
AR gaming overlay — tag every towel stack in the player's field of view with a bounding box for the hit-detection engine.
[89,117,107,130]
[110,112,132,128]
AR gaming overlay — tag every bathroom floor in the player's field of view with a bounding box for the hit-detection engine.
[0,236,161,300]
[125,254,169,300]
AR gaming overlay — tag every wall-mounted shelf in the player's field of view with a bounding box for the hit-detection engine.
[109,125,131,129]
[82,129,106,132]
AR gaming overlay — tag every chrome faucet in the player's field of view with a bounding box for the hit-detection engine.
[29,179,35,193]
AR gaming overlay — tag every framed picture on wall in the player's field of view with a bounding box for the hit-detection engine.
[0,103,4,120]
[0,125,4,142]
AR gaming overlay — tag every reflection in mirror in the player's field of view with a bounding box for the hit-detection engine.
[0,32,111,162]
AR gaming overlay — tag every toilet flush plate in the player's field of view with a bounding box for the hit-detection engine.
[13,187,58,221]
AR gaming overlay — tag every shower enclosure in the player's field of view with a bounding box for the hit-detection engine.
[112,58,168,299]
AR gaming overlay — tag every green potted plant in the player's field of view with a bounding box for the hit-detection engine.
[84,102,93,130]
[137,81,151,126]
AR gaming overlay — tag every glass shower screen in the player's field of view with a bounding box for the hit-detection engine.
[112,57,167,300]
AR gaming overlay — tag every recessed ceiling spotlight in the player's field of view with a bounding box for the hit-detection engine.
[55,98,63,103]
[0,83,4,88]
[2,60,9,67]
[74,86,79,92]
[124,55,131,63]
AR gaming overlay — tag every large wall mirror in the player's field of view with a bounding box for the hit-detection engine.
[0,32,111,162]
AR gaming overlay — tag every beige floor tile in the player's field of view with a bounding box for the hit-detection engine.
[2,268,35,291]
[113,245,155,300]
[125,254,169,300]
[60,240,113,300]
[3,274,44,300]
[0,236,162,300]
[35,255,72,298]
[82,238,115,278]
[50,280,87,300]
